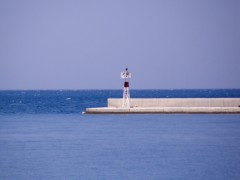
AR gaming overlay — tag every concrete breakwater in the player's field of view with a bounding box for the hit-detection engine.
[108,98,240,108]
[85,98,240,114]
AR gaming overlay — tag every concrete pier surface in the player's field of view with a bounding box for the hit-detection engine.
[85,98,240,114]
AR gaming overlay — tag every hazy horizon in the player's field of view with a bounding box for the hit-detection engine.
[1,88,240,91]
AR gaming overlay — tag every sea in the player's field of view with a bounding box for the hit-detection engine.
[0,89,240,180]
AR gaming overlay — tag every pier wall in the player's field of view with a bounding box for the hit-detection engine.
[108,98,240,108]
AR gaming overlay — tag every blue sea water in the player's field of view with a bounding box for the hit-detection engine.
[0,90,240,180]
[0,89,240,114]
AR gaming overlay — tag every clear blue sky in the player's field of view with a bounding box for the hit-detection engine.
[0,0,240,89]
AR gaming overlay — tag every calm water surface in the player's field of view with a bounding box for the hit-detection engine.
[0,90,240,179]
[1,114,240,180]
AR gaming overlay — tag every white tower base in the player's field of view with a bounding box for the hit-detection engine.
[122,87,130,108]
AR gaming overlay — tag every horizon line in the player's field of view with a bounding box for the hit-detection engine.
[0,88,240,91]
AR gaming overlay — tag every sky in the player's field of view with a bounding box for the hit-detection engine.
[0,0,240,89]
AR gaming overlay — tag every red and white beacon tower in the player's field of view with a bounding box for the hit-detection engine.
[121,68,131,108]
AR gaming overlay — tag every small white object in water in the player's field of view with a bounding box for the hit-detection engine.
[82,111,86,114]
[66,98,71,100]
